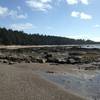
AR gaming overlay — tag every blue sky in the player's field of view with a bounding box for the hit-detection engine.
[0,0,100,41]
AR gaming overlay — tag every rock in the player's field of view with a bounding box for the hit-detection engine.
[3,60,8,63]
[24,60,31,63]
[36,58,46,63]
[95,57,100,62]
[73,56,83,63]
[46,57,57,63]
[45,53,53,59]
[8,61,15,65]
[46,71,54,74]
[0,55,6,59]
[69,51,86,56]
[84,66,97,70]
[67,58,76,64]
[55,58,67,64]
[29,56,38,63]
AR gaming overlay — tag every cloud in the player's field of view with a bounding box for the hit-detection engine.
[26,0,52,11]
[9,10,28,19]
[0,6,9,17]
[0,6,27,19]
[93,24,100,28]
[41,0,52,3]
[66,0,78,5]
[71,11,80,17]
[80,12,92,20]
[9,23,35,31]
[81,0,89,5]
[16,14,27,19]
[66,0,90,5]
[71,11,92,20]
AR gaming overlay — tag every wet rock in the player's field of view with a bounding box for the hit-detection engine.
[46,71,54,74]
[69,51,86,56]
[55,58,67,64]
[44,53,53,59]
[24,59,31,63]
[0,55,6,59]
[36,58,46,63]
[84,66,97,70]
[29,56,37,62]
[7,56,17,62]
[8,61,15,65]
[67,58,76,64]
[67,56,82,63]
[46,57,58,63]
[3,60,8,63]
[95,57,100,62]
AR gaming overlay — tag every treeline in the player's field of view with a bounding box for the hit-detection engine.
[0,27,95,45]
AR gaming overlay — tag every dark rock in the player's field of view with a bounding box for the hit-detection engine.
[69,51,86,56]
[95,58,100,62]
[36,58,46,63]
[3,60,8,63]
[84,66,97,70]
[24,60,31,63]
[8,61,15,65]
[29,56,37,62]
[45,53,53,59]
[46,57,57,63]
[46,71,54,74]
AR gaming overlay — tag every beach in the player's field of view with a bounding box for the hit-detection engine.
[0,62,85,100]
[0,46,100,100]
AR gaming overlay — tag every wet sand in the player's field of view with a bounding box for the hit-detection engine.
[0,63,85,100]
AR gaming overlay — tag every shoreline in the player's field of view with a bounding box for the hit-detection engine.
[0,46,100,100]
[0,44,100,49]
[0,63,85,100]
[35,70,90,100]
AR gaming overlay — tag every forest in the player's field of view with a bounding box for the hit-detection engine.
[0,27,96,45]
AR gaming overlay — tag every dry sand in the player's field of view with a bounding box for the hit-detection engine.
[0,45,77,49]
[0,63,85,100]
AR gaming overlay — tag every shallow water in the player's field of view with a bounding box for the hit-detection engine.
[39,71,100,100]
[80,44,100,49]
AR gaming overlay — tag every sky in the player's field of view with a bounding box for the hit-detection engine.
[0,0,100,41]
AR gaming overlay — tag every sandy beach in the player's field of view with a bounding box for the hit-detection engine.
[0,46,100,100]
[0,63,86,100]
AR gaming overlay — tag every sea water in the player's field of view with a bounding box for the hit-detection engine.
[80,44,100,49]
[38,71,100,100]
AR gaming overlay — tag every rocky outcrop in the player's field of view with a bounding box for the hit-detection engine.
[0,46,100,65]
